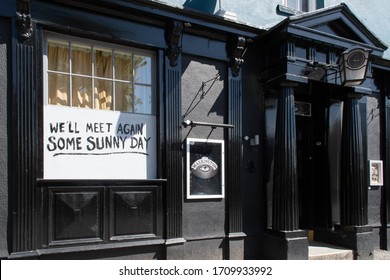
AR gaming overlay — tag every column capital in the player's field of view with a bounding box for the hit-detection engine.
[165,21,183,67]
[228,36,248,77]
[16,0,33,42]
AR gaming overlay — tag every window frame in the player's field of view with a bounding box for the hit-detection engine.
[42,32,159,181]
[43,32,156,115]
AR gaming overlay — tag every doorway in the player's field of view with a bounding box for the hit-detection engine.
[296,116,314,229]
[296,99,331,230]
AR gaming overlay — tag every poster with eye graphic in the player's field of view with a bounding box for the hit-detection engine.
[186,138,224,199]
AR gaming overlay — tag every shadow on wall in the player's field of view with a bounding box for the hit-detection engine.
[183,0,218,14]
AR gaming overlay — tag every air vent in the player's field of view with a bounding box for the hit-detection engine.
[295,101,312,117]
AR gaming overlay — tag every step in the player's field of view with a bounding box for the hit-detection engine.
[309,241,354,260]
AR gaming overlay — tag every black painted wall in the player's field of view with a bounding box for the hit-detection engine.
[0,17,10,258]
[241,45,264,259]
[1,0,388,259]
[181,55,226,258]
[367,94,382,249]
[0,0,252,260]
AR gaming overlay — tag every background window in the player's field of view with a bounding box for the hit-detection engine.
[283,0,319,12]
[46,37,154,114]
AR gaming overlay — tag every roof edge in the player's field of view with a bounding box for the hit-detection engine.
[265,3,387,52]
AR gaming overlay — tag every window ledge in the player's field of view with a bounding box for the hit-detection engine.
[9,239,166,259]
[37,178,167,186]
[277,4,304,16]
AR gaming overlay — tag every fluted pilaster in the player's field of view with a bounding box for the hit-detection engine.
[272,86,299,231]
[340,97,367,226]
[12,42,38,252]
[227,72,243,235]
[165,59,183,240]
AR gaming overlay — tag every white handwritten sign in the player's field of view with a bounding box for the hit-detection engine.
[44,105,157,179]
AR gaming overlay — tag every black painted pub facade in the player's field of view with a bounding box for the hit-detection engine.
[0,0,389,260]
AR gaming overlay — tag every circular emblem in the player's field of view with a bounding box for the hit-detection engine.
[191,157,218,179]
[347,51,365,69]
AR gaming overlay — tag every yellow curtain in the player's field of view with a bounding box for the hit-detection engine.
[48,42,70,105]
[115,52,133,112]
[94,50,113,110]
[48,41,138,112]
[72,45,92,108]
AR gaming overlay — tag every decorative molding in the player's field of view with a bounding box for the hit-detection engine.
[166,21,183,67]
[16,0,33,41]
[295,101,312,117]
[229,36,247,77]
[308,47,317,62]
[49,190,103,244]
[165,238,186,245]
[228,232,246,239]
[282,41,296,61]
[328,52,337,65]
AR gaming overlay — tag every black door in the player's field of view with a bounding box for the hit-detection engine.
[296,116,314,229]
[296,99,331,230]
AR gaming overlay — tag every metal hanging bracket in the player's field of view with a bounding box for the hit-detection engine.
[182,120,234,129]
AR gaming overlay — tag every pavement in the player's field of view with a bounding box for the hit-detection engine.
[309,241,353,260]
[373,249,390,260]
[309,241,390,260]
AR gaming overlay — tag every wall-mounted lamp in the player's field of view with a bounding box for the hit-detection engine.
[244,135,259,146]
[305,46,372,87]
[338,46,372,87]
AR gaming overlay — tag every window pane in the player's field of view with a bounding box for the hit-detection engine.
[115,82,133,112]
[46,37,154,113]
[302,0,309,12]
[72,76,92,108]
[94,79,113,110]
[95,48,112,78]
[134,55,151,84]
[72,44,92,75]
[48,40,69,72]
[48,73,69,106]
[134,85,152,114]
[307,0,317,11]
[115,51,132,81]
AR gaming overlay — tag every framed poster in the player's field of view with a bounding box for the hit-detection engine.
[369,160,384,186]
[186,138,225,199]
